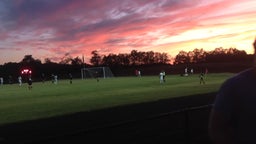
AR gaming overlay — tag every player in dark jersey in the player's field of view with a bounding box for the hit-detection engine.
[199,72,205,84]
[69,73,73,84]
[28,76,32,90]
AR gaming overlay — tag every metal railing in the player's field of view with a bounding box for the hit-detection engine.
[28,104,213,144]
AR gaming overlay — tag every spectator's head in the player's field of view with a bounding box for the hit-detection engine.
[253,38,256,65]
[254,38,256,53]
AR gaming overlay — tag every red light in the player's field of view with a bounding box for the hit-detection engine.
[21,69,32,75]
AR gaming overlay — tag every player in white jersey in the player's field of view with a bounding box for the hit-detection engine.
[159,72,164,84]
[18,76,22,86]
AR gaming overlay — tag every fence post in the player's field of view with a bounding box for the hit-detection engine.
[184,109,190,144]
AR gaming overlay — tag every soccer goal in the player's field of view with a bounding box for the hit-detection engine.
[81,67,114,79]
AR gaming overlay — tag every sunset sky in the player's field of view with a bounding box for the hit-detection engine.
[0,0,255,64]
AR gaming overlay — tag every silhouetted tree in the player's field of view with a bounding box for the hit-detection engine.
[143,51,155,64]
[158,52,170,64]
[192,48,206,63]
[101,54,112,66]
[44,58,53,64]
[71,56,83,65]
[174,47,249,64]
[174,51,190,64]
[130,50,139,65]
[59,53,72,64]
[90,50,101,66]
[100,50,171,66]
[21,55,41,65]
[118,54,130,66]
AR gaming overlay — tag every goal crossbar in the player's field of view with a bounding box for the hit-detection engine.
[81,67,114,79]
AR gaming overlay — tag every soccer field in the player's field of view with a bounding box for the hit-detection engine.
[0,73,233,126]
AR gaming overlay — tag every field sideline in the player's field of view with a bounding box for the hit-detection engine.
[0,73,233,126]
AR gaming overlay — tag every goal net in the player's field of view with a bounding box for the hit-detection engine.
[81,67,114,79]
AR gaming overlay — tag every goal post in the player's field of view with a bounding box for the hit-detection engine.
[81,66,114,79]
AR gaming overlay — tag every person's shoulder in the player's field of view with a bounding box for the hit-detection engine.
[232,68,254,79]
[223,68,255,87]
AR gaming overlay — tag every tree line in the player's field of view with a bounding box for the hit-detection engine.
[174,47,252,64]
[0,47,253,81]
[43,47,251,66]
[2,48,250,67]
[90,50,170,66]
[0,50,170,81]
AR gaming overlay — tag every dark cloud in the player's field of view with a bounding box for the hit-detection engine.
[105,38,126,45]
[0,0,168,41]
[0,0,72,21]
[0,0,255,64]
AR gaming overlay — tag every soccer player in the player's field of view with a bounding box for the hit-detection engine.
[18,76,22,86]
[162,70,166,82]
[138,70,141,77]
[95,71,99,82]
[199,72,205,84]
[205,68,208,74]
[0,77,3,85]
[41,73,45,83]
[54,75,58,84]
[159,71,164,84]
[190,68,194,74]
[184,67,188,76]
[28,76,32,90]
[8,75,13,84]
[135,69,138,76]
[69,73,73,84]
[51,74,55,84]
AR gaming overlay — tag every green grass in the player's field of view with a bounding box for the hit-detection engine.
[0,73,233,126]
